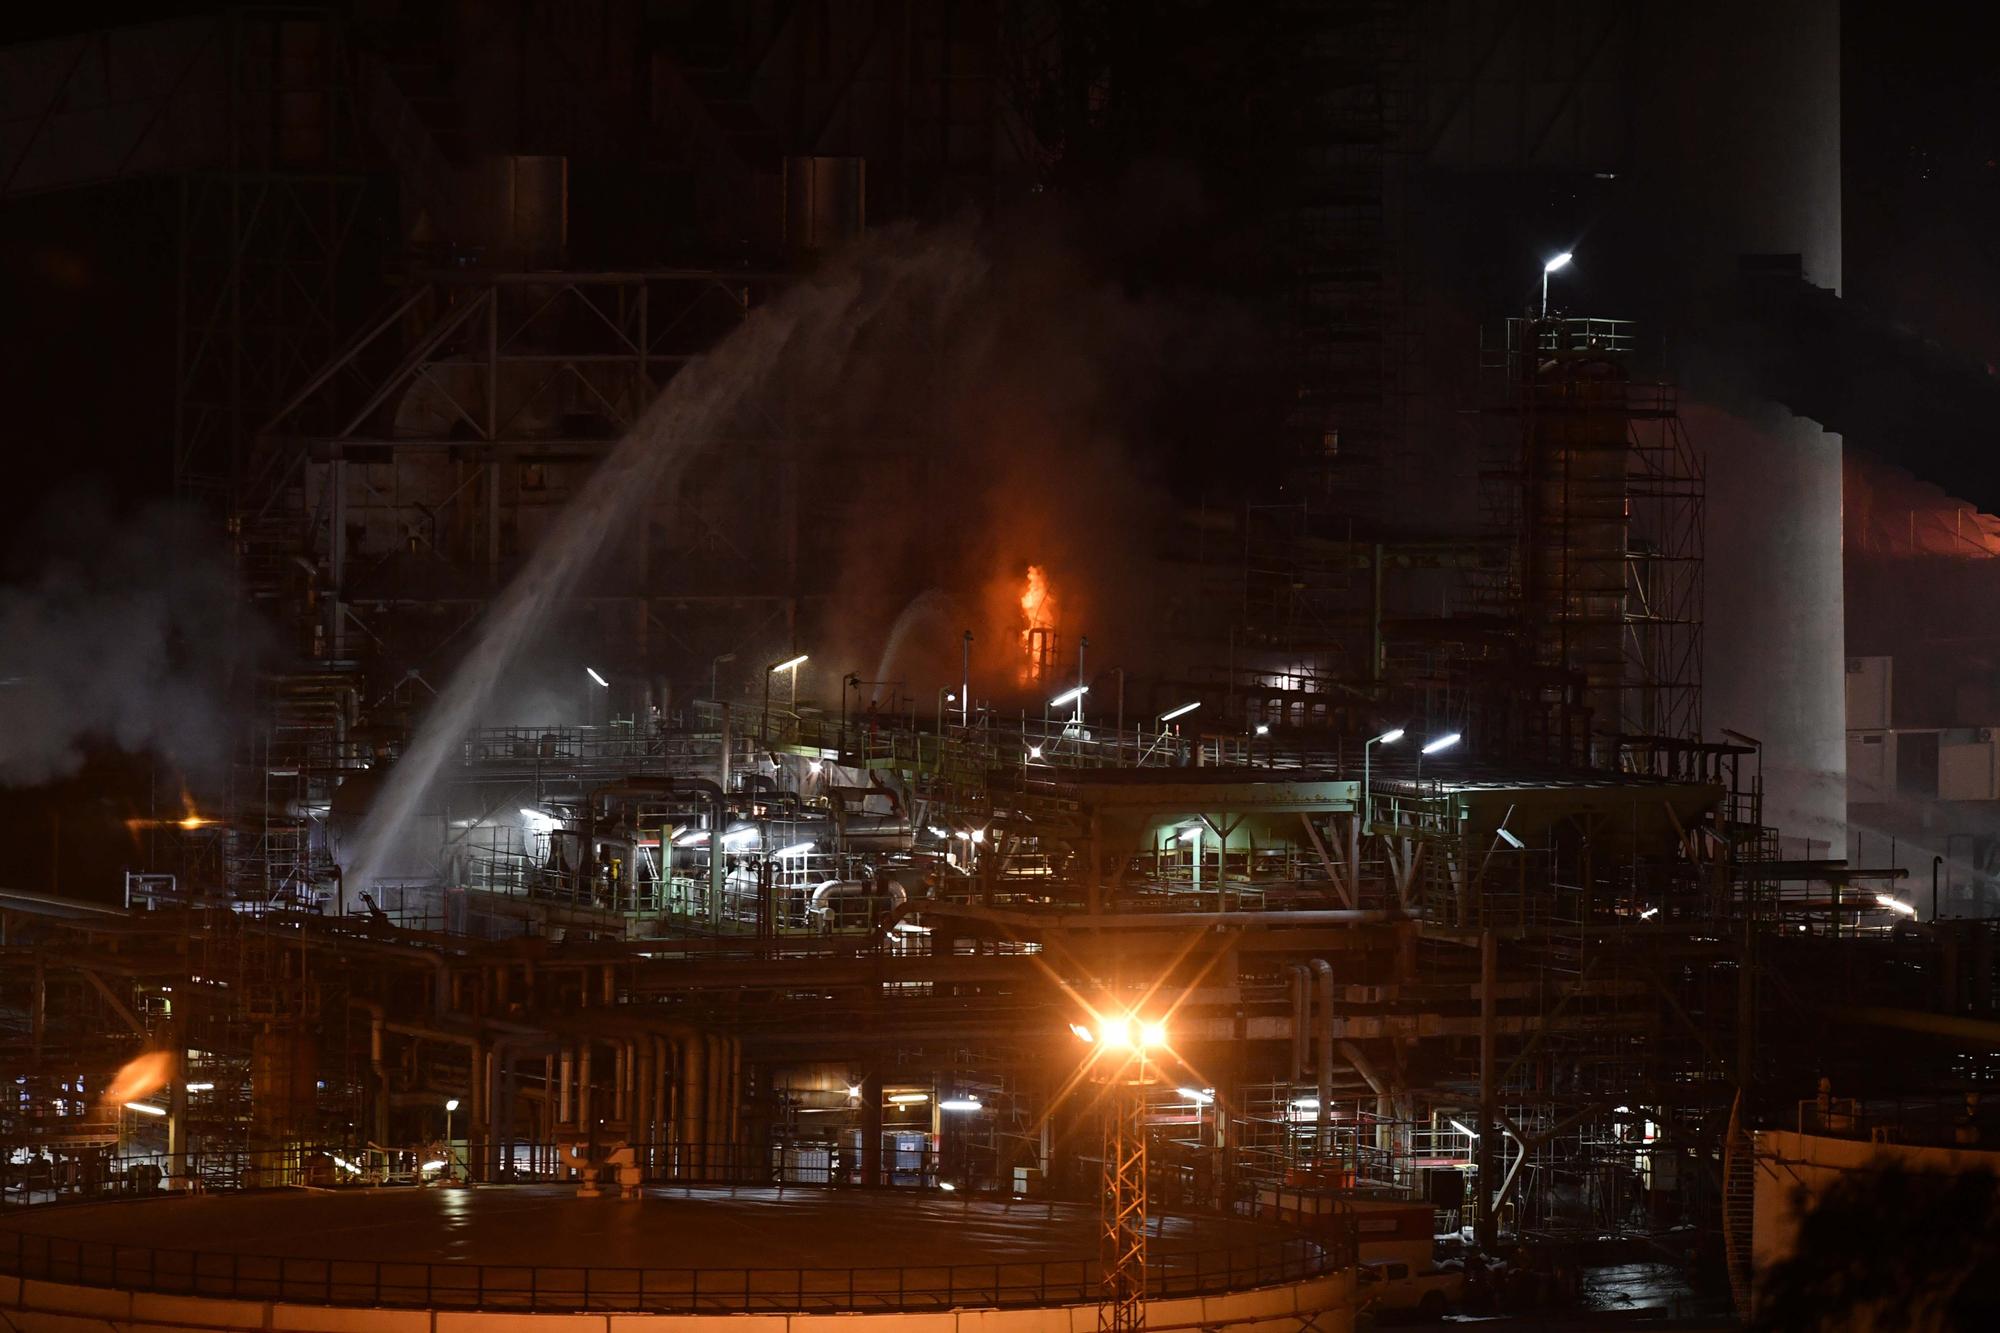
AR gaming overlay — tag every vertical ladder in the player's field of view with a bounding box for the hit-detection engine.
[1721,1091,1757,1318]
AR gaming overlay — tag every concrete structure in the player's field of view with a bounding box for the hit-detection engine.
[0,1188,1353,1333]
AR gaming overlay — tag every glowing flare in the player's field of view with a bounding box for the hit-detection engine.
[105,1051,174,1106]
[1019,565,1057,683]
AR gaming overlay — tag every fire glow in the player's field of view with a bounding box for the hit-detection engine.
[1018,564,1057,683]
[126,791,219,833]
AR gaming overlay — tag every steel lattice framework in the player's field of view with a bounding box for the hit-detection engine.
[1098,1068,1149,1333]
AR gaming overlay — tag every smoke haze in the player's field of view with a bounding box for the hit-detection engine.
[0,500,249,787]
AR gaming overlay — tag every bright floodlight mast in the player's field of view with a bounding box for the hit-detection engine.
[1541,251,1572,318]
[1074,1013,1168,1333]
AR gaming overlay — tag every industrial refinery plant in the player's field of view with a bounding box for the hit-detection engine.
[3,4,1997,1331]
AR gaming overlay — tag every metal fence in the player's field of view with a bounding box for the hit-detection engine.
[0,1221,1334,1314]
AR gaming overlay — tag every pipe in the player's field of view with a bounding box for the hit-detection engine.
[1308,959,1334,1160]
[682,1033,705,1174]
[1289,964,1310,1083]
[706,1034,725,1174]
[1338,1039,1396,1154]
[922,905,1396,932]
[347,999,390,1143]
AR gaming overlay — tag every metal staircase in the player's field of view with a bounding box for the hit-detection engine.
[1721,1091,1757,1319]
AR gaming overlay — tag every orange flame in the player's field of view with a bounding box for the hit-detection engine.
[125,789,218,833]
[1019,565,1058,684]
[104,1050,175,1106]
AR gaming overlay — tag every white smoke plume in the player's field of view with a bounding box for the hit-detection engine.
[0,500,249,787]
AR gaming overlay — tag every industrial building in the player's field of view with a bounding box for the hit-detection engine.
[2,3,1995,1329]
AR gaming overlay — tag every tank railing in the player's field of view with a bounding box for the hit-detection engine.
[0,1216,1337,1314]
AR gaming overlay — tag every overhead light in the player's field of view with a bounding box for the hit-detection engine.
[1545,252,1573,273]
[887,1092,930,1105]
[1255,724,1270,736]
[1179,1087,1214,1104]
[1049,685,1088,708]
[770,654,808,674]
[420,1159,446,1173]
[940,1098,983,1112]
[1159,702,1201,722]
[927,826,949,839]
[846,1085,861,1101]
[184,1082,214,1092]
[1069,1022,1095,1043]
[586,667,610,688]
[1638,906,1660,920]
[1450,1118,1480,1139]
[938,1181,956,1191]
[1496,827,1525,850]
[445,1098,459,1112]
[1372,728,1405,745]
[1422,732,1462,755]
[773,841,814,858]
[124,1102,166,1116]
[1028,745,1043,759]
[807,760,823,775]
[1876,894,1917,918]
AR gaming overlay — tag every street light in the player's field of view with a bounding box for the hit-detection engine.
[1049,684,1088,746]
[1362,727,1404,837]
[709,651,737,701]
[585,667,609,688]
[444,1098,459,1182]
[1418,731,1461,785]
[764,654,808,734]
[1541,251,1572,318]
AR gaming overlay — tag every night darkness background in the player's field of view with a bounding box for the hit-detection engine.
[1,0,1997,898]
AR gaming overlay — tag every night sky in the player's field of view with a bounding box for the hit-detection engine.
[1,1,1997,896]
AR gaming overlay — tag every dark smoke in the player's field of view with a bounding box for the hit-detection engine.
[0,499,252,787]
[799,193,1282,697]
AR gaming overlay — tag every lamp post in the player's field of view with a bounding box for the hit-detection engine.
[1541,251,1572,319]
[841,672,859,756]
[1418,731,1461,784]
[1077,635,1089,726]
[765,654,807,738]
[960,630,972,729]
[1362,728,1404,837]
[1050,686,1088,751]
[444,1098,459,1181]
[709,652,737,702]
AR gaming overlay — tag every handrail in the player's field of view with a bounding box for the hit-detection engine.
[0,1200,1341,1314]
